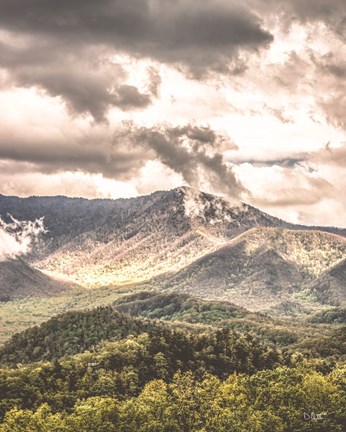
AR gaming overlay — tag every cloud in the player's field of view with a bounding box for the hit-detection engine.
[146,67,162,98]
[263,104,294,124]
[235,139,346,226]
[114,85,152,110]
[309,51,346,130]
[0,90,243,199]
[113,122,245,200]
[238,162,334,208]
[0,125,146,179]
[0,0,273,87]
[0,215,46,262]
[236,158,305,168]
[263,32,346,132]
[0,38,160,121]
[248,0,346,29]
[0,93,149,180]
[312,142,346,167]
[0,0,345,229]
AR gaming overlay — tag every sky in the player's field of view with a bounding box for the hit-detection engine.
[0,0,345,227]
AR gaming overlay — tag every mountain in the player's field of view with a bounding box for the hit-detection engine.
[0,292,344,368]
[0,187,345,311]
[308,307,346,324]
[1,187,294,287]
[157,226,346,310]
[0,304,283,371]
[0,258,79,301]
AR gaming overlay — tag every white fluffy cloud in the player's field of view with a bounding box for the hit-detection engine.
[0,215,46,262]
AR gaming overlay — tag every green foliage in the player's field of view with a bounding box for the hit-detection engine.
[309,308,346,324]
[0,366,345,432]
[0,324,284,420]
[0,307,157,366]
[2,294,345,370]
[296,328,346,359]
[0,297,345,430]
[66,397,119,432]
[0,404,67,432]
[114,292,247,323]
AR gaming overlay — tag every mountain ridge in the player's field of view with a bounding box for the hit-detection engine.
[0,187,345,314]
[1,186,345,233]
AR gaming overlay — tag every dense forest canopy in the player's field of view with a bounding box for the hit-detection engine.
[0,304,345,431]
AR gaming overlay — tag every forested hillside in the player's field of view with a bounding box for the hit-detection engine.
[0,307,158,365]
[0,328,345,431]
[1,294,346,368]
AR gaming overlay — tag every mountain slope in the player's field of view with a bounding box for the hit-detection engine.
[1,292,344,368]
[157,227,346,311]
[27,187,295,286]
[1,187,345,303]
[0,308,283,374]
[0,307,158,364]
[0,258,79,301]
[307,257,346,306]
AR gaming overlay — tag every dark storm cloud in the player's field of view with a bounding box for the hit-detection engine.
[0,0,273,78]
[0,117,244,198]
[286,0,346,24]
[114,85,151,110]
[0,40,158,121]
[114,123,245,199]
[0,127,148,179]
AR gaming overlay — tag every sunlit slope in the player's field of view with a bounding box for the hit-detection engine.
[1,188,345,297]
[158,227,346,311]
[34,187,290,286]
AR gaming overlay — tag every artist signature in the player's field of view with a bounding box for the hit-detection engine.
[303,412,327,421]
